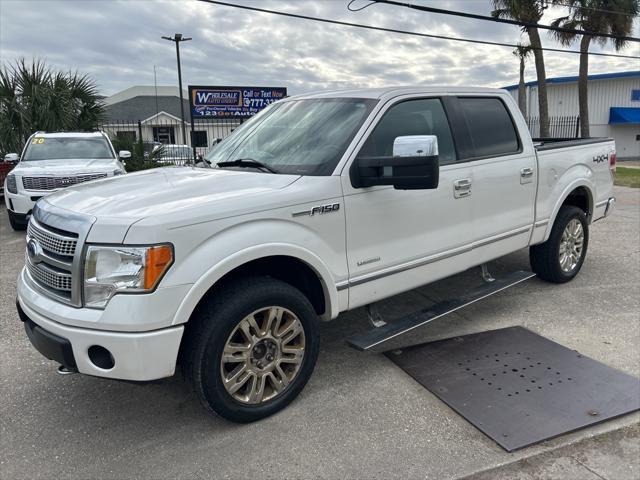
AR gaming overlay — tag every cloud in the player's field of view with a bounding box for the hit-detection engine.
[1,0,637,96]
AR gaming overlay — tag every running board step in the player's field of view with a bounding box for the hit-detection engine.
[346,270,536,352]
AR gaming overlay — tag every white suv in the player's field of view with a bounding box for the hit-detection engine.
[4,131,127,230]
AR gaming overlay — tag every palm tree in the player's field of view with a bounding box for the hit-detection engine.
[513,43,533,117]
[0,59,104,154]
[492,0,551,137]
[550,0,638,137]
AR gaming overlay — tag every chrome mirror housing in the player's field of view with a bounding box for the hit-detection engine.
[393,135,439,157]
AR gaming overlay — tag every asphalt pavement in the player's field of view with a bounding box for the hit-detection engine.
[1,186,638,479]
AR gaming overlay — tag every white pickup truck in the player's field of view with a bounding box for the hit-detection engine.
[4,131,128,230]
[17,87,616,422]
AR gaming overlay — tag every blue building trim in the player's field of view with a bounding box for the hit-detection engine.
[503,70,640,91]
[609,107,640,125]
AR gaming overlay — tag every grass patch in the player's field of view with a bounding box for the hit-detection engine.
[614,167,640,188]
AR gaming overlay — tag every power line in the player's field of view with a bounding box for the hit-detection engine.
[197,0,639,59]
[347,0,377,12]
[374,0,639,42]
[552,0,639,18]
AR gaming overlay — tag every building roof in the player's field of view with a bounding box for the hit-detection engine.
[105,95,190,123]
[503,70,640,90]
[104,86,188,105]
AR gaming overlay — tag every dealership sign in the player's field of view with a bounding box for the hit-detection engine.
[188,86,287,118]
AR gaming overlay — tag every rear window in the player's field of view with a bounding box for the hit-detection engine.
[458,98,520,158]
[23,137,114,161]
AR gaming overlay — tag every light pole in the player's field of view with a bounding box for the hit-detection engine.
[161,33,191,150]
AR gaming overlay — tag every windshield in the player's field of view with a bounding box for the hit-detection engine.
[205,98,377,175]
[23,137,114,161]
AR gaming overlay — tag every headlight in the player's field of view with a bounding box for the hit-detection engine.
[6,174,17,194]
[83,244,173,308]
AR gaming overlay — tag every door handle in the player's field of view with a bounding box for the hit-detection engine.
[520,167,534,184]
[454,178,472,190]
[453,178,472,198]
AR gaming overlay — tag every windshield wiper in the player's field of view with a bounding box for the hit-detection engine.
[216,158,279,174]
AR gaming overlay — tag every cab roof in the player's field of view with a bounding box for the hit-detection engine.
[286,86,507,102]
[31,131,108,138]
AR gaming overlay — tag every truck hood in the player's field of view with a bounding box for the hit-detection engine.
[13,158,119,175]
[43,167,301,221]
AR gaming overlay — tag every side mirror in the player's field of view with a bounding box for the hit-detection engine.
[118,150,132,160]
[392,135,438,157]
[350,135,440,190]
[4,153,19,163]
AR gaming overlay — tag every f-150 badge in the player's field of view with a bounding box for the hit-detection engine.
[292,203,340,217]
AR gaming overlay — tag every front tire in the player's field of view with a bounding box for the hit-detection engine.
[530,205,589,283]
[182,276,320,423]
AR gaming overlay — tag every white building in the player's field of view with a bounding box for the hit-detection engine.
[504,71,640,159]
[102,86,239,155]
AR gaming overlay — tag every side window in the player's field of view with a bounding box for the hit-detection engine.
[359,98,457,165]
[458,97,520,158]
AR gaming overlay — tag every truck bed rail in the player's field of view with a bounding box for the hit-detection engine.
[534,137,612,151]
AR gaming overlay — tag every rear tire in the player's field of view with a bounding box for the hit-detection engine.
[8,210,27,231]
[530,205,589,283]
[182,276,320,423]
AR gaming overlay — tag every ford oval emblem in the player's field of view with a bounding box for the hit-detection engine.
[27,238,42,264]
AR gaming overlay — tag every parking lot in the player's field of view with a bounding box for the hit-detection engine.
[1,185,638,479]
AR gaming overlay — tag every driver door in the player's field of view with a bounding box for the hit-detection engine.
[341,97,475,309]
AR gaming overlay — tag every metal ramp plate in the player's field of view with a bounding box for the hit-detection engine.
[386,326,640,451]
[347,270,535,351]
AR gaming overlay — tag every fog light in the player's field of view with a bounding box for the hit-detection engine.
[88,345,115,370]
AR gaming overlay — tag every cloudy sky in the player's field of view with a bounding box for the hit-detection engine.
[1,0,638,97]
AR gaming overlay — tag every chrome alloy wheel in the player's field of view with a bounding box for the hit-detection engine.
[559,219,584,273]
[220,307,305,405]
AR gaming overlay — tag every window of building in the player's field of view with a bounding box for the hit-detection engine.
[358,98,457,165]
[153,126,175,144]
[631,89,640,101]
[458,97,520,158]
[192,130,208,148]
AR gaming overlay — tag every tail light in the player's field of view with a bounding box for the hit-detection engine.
[609,152,617,174]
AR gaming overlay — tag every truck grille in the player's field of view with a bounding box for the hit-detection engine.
[27,221,78,256]
[25,217,79,303]
[22,173,107,191]
[26,261,72,293]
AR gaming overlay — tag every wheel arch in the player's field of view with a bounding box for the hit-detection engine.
[172,244,340,327]
[543,181,594,243]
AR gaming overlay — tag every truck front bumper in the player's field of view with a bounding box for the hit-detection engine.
[17,299,184,381]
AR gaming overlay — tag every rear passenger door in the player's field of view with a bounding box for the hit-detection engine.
[452,96,536,264]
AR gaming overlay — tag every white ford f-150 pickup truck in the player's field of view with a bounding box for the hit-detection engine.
[4,131,128,230]
[17,87,616,422]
